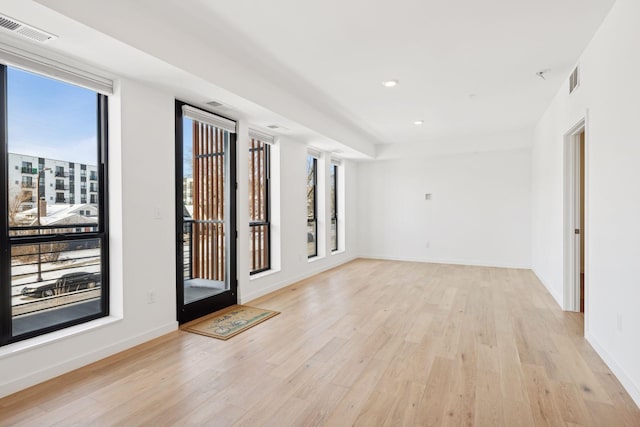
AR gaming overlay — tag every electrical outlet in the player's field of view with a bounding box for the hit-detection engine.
[147,290,156,304]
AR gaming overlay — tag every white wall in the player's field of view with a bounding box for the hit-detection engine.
[0,77,359,398]
[0,78,178,398]
[531,0,640,406]
[357,143,532,269]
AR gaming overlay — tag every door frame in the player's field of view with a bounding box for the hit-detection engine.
[563,116,587,314]
[174,100,237,324]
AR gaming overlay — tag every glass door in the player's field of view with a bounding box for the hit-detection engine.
[175,101,236,324]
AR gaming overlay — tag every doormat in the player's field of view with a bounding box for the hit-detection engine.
[182,305,280,340]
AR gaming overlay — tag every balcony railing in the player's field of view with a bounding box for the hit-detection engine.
[21,167,37,174]
[249,222,269,274]
[307,218,317,257]
[55,171,68,178]
[183,220,193,280]
[55,197,67,204]
[9,236,101,334]
[89,174,98,181]
[183,218,225,282]
[21,182,35,189]
[55,185,69,191]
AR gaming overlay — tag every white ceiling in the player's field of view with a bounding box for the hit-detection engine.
[2,0,617,156]
[188,0,615,143]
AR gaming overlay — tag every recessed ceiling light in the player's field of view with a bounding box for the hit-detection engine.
[413,120,424,125]
[382,79,398,87]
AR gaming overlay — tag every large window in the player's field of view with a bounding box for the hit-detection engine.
[306,154,317,258]
[0,65,109,346]
[249,136,270,274]
[330,162,338,252]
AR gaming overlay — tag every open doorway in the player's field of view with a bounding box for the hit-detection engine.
[564,120,586,314]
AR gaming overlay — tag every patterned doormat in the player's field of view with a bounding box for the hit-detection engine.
[182,305,280,340]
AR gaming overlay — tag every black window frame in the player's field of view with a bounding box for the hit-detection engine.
[330,162,338,252]
[0,64,109,347]
[249,139,271,275]
[307,155,318,258]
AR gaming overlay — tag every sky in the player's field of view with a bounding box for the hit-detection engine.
[7,67,98,166]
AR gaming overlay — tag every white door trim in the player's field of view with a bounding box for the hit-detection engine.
[563,117,586,314]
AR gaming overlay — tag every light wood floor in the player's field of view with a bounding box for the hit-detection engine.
[1,259,639,426]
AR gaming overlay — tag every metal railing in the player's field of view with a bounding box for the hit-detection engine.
[10,237,102,318]
[183,218,225,281]
[183,219,193,280]
[249,222,270,274]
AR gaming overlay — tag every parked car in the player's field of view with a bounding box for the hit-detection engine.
[21,272,101,298]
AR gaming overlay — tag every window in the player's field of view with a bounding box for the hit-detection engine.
[0,64,109,346]
[330,162,338,252]
[21,161,35,174]
[21,176,34,188]
[306,154,318,258]
[249,137,271,274]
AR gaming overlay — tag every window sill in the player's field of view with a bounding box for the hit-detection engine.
[0,315,122,360]
[331,249,345,256]
[307,255,325,263]
[249,268,281,281]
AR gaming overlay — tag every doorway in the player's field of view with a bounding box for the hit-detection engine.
[564,120,586,314]
[175,101,237,324]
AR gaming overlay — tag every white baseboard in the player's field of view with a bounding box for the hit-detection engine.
[585,332,640,408]
[0,321,177,399]
[241,256,357,303]
[360,254,531,270]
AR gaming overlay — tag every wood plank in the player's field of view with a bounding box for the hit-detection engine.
[1,260,639,426]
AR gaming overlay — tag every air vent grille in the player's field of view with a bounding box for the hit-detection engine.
[0,16,20,31]
[206,100,224,107]
[0,14,56,43]
[569,66,579,94]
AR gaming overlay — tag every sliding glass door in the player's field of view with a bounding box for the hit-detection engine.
[175,101,236,324]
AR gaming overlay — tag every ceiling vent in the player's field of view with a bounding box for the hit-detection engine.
[206,100,224,108]
[0,14,56,43]
[266,125,280,129]
[569,66,580,94]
